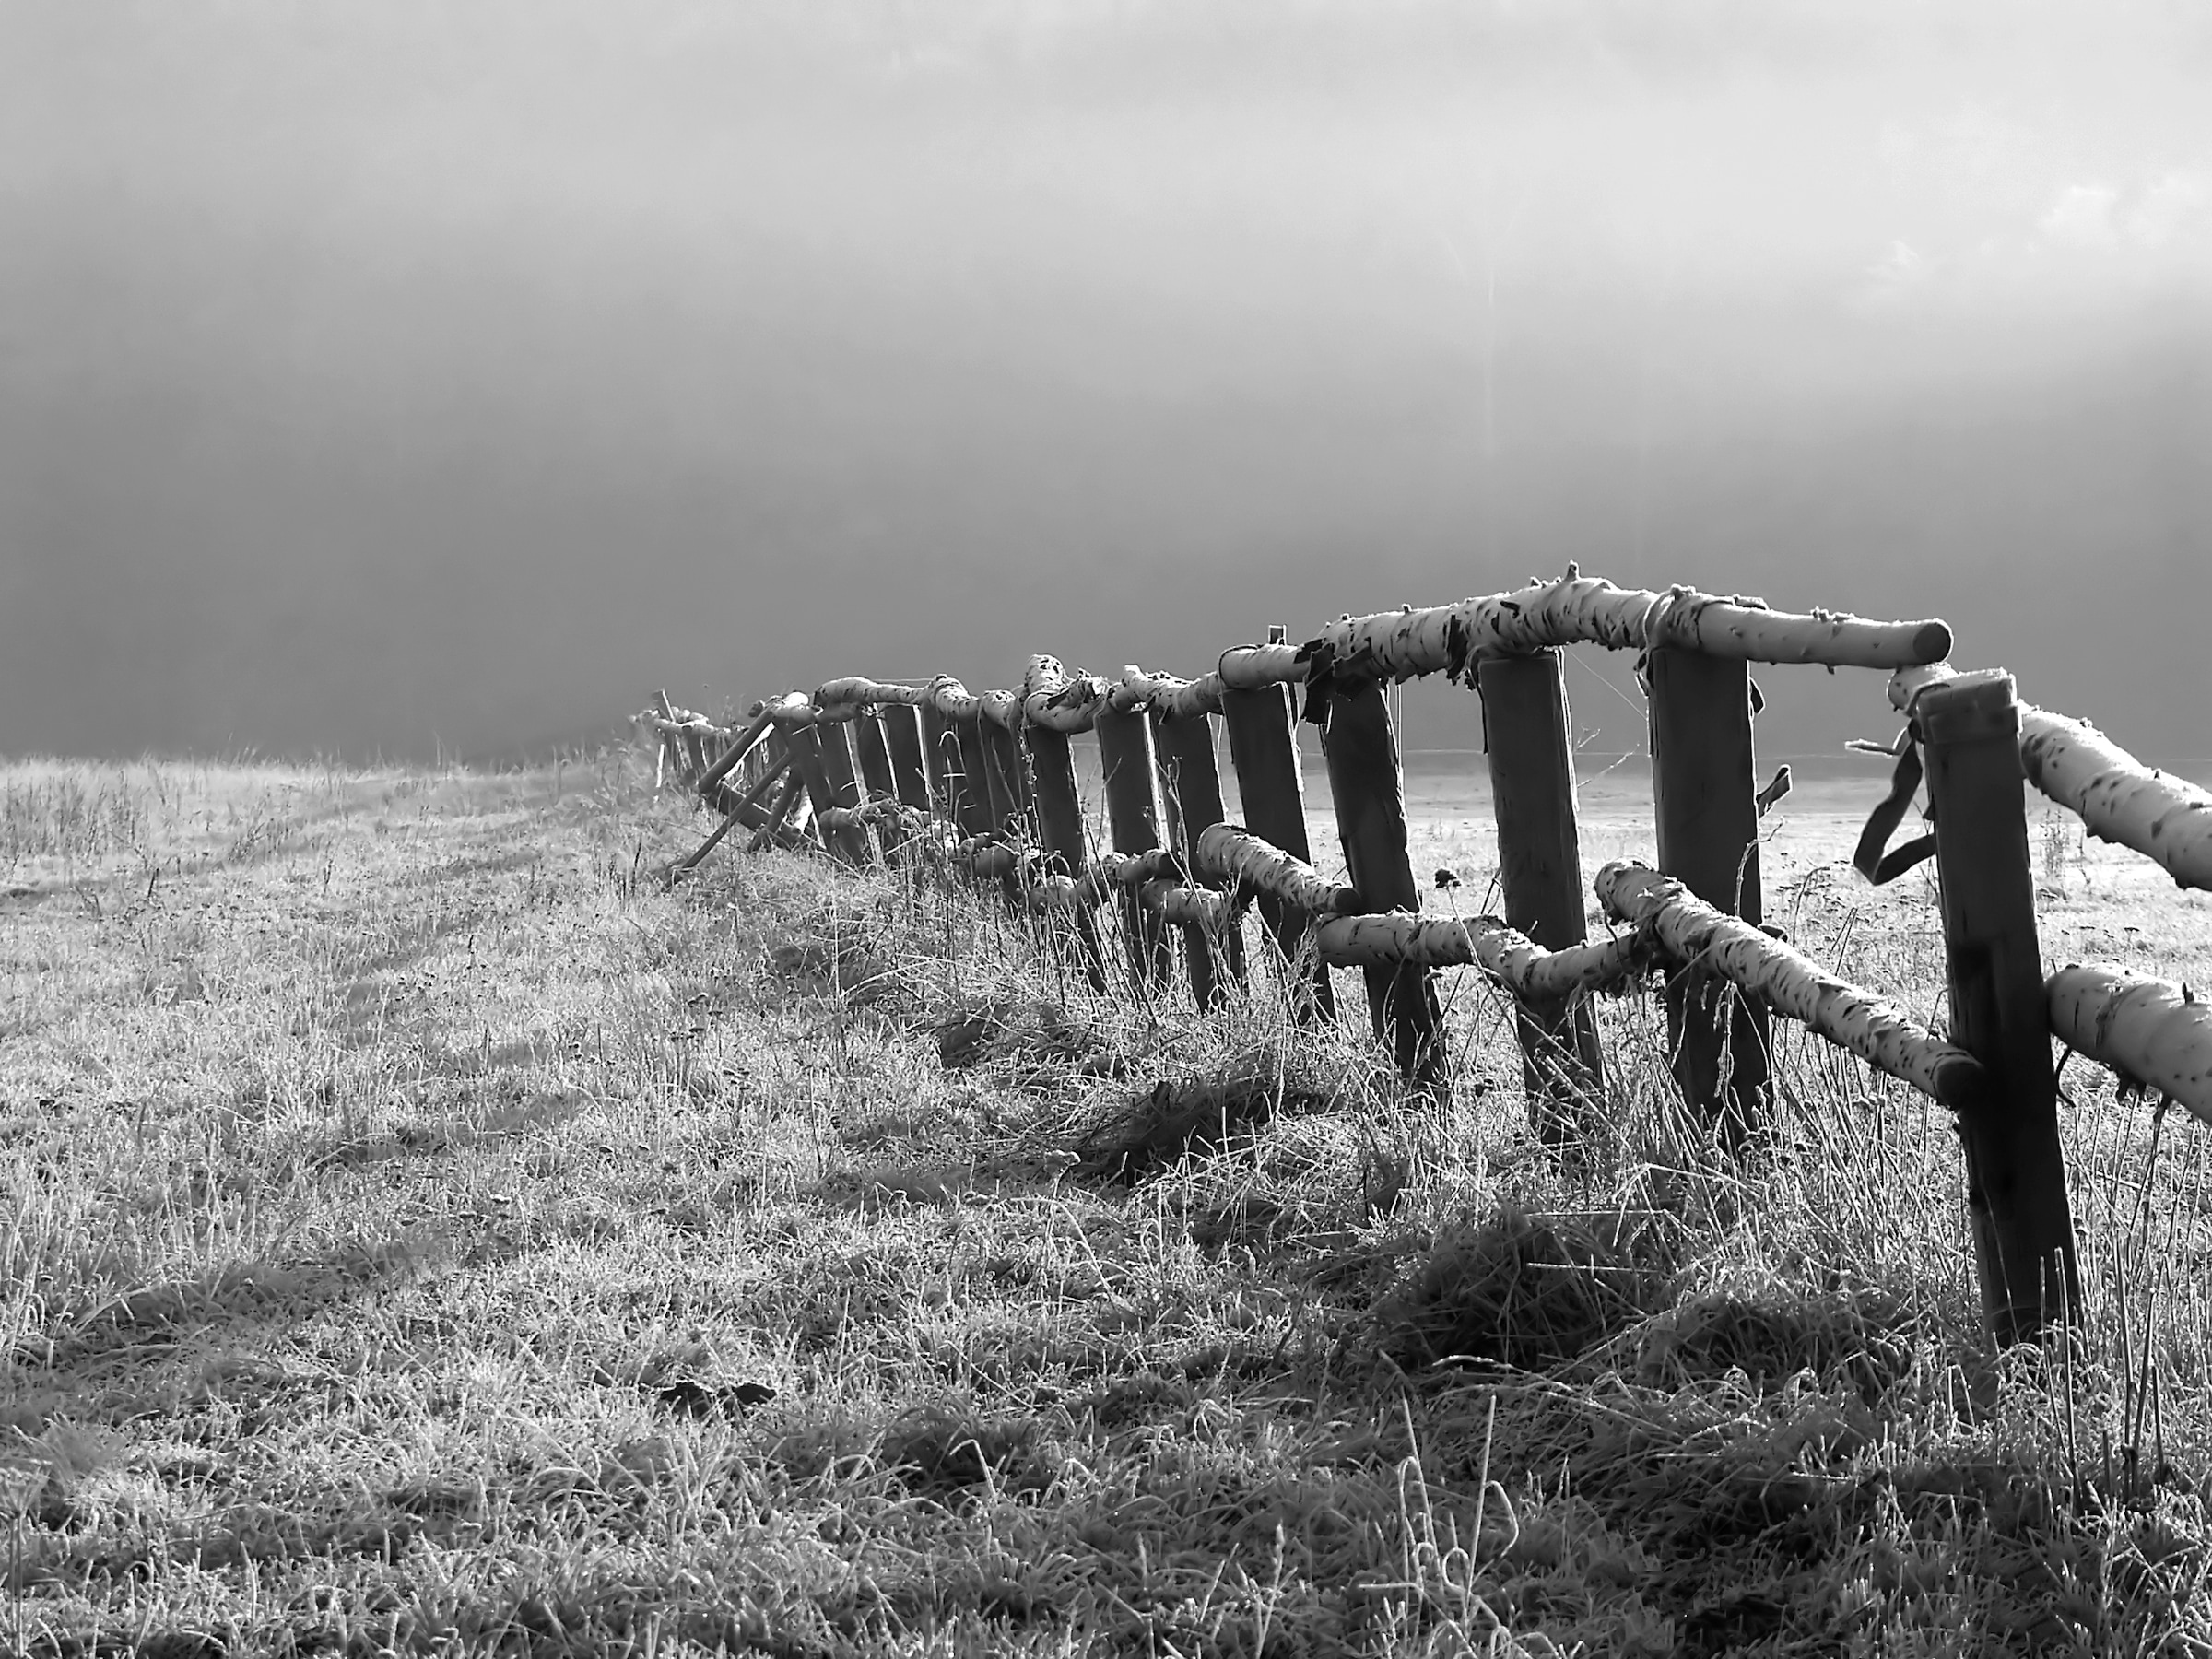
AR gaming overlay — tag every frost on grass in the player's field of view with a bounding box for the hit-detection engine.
[3,753,2212,1654]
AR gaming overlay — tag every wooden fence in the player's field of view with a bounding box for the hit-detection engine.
[636,570,2212,1347]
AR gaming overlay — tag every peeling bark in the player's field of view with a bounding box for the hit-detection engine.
[1019,654,1113,734]
[2048,966,2212,1125]
[1465,918,1653,1002]
[1305,575,1948,685]
[814,676,927,712]
[1216,642,1310,690]
[1111,665,1226,718]
[1594,860,1985,1111]
[1194,824,1357,916]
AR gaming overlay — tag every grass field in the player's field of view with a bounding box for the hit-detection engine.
[4,747,2212,1656]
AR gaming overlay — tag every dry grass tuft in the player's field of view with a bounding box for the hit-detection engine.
[1371,1204,1680,1373]
[1071,1051,1341,1186]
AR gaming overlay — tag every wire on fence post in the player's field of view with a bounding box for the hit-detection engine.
[1915,666,2081,1345]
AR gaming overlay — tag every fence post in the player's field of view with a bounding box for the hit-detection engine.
[1321,675,1445,1085]
[1478,649,1605,1143]
[952,716,1000,837]
[699,708,776,803]
[813,720,877,864]
[853,713,897,801]
[1646,646,1770,1140]
[883,706,931,812]
[1917,669,2080,1345]
[785,724,866,865]
[1094,704,1173,988]
[1218,644,1335,1020]
[1027,724,1108,990]
[921,707,968,830]
[746,770,807,853]
[1152,710,1244,1002]
[980,720,1030,831]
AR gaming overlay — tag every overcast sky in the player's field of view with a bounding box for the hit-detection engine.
[4,1,2206,766]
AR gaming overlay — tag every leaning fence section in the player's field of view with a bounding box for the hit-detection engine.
[637,567,2208,1347]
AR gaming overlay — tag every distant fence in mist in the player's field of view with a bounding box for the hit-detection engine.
[635,568,2212,1347]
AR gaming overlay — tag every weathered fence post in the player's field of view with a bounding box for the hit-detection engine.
[1218,632,1335,1020]
[1646,645,1770,1139]
[813,720,877,864]
[699,708,776,804]
[1916,669,2080,1344]
[786,724,867,865]
[746,771,807,853]
[882,706,931,812]
[1320,675,1445,1084]
[980,719,1030,830]
[1026,724,1108,989]
[952,716,1000,838]
[920,707,968,829]
[853,713,897,801]
[1478,649,1604,1142]
[1094,703,1173,988]
[1152,709,1244,1003]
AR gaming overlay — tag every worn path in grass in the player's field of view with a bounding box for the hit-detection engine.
[5,753,2212,1655]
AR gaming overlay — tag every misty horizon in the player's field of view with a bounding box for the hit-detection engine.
[6,1,2206,770]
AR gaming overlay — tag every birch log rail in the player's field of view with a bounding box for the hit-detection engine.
[1892,664,2212,892]
[1594,860,1988,1112]
[1187,824,1647,996]
[1290,576,1952,687]
[2048,966,2212,1125]
[1194,824,1359,918]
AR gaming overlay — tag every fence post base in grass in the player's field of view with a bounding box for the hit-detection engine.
[1478,649,1604,1140]
[1319,676,1445,1087]
[746,772,807,853]
[1094,705,1173,990]
[1646,645,1771,1142]
[785,725,865,865]
[1027,724,1107,990]
[1917,668,2081,1345]
[883,706,931,812]
[813,721,877,864]
[1152,710,1244,1004]
[1219,681,1335,1022]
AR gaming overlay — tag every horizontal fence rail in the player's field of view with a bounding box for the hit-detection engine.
[638,566,2206,1346]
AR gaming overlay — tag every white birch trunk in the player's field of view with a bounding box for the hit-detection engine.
[1020,655,1112,733]
[1194,824,1356,916]
[1594,860,1985,1109]
[815,676,928,711]
[1312,576,1950,683]
[2048,966,2212,1124]
[1465,917,1653,1001]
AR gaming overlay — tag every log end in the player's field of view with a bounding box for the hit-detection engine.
[1911,620,1954,665]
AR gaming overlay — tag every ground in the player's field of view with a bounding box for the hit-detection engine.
[3,749,2211,1656]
